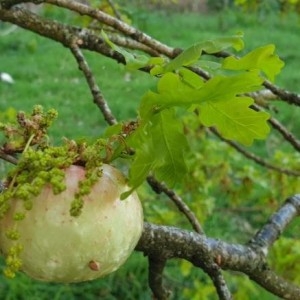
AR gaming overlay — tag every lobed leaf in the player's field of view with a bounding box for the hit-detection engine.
[198,96,270,146]
[222,44,285,81]
[162,34,244,73]
[139,70,269,145]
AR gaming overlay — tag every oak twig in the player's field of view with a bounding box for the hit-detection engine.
[45,0,176,57]
[210,128,300,177]
[147,176,204,234]
[69,40,117,125]
[0,148,18,165]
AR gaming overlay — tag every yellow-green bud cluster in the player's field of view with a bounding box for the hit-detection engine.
[4,243,23,278]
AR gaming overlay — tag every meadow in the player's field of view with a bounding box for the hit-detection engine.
[1,5,300,299]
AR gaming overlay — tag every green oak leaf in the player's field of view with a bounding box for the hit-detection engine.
[139,71,269,145]
[140,70,263,119]
[151,110,189,186]
[222,44,285,82]
[198,96,270,146]
[139,73,202,119]
[179,68,206,88]
[162,34,244,73]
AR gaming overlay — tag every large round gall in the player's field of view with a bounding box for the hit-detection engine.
[0,164,143,283]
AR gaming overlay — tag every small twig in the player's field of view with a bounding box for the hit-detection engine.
[0,148,18,165]
[252,104,300,152]
[268,117,300,152]
[108,34,161,57]
[263,80,300,107]
[69,39,117,126]
[205,266,232,300]
[45,0,176,57]
[210,128,300,177]
[199,47,300,107]
[147,175,204,234]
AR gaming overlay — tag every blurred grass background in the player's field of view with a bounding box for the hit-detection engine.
[1,1,300,299]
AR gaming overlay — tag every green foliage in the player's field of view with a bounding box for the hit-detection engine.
[126,109,189,192]
[160,34,244,73]
[102,34,284,192]
[1,6,299,299]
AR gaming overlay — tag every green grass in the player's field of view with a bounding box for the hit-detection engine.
[1,7,300,300]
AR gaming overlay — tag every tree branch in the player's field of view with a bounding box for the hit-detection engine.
[0,147,18,165]
[108,34,161,57]
[147,175,204,234]
[0,7,126,64]
[248,268,300,299]
[137,195,300,299]
[45,0,176,57]
[263,80,300,107]
[148,256,170,300]
[249,194,300,250]
[137,218,300,299]
[252,104,300,152]
[69,40,117,125]
[210,128,300,177]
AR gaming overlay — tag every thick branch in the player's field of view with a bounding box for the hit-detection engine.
[248,269,300,299]
[137,221,300,299]
[137,195,300,299]
[0,7,126,64]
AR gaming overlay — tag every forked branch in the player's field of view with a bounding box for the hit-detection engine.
[137,195,300,299]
